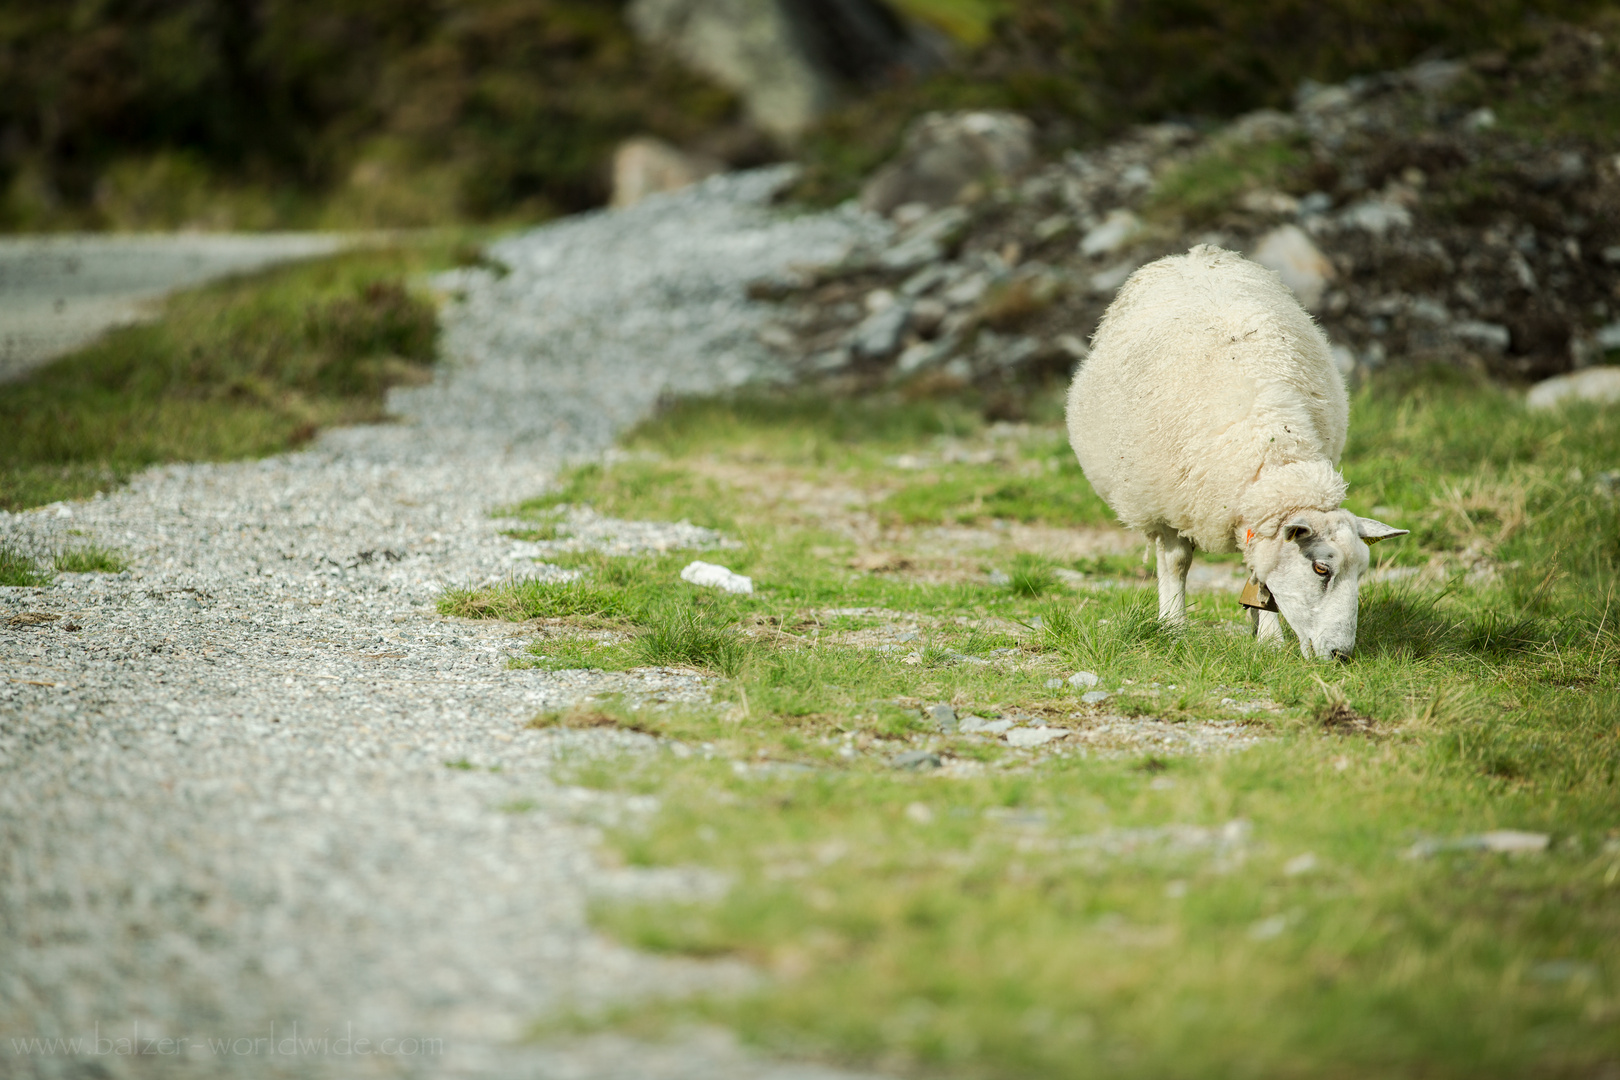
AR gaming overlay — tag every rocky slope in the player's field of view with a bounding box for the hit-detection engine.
[753,25,1620,407]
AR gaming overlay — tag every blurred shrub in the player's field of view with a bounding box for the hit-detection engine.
[0,0,1605,226]
[0,0,741,229]
[308,281,438,391]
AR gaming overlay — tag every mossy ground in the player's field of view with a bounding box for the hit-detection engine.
[441,378,1620,1078]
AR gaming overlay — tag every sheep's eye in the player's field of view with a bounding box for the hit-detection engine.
[1313,561,1331,576]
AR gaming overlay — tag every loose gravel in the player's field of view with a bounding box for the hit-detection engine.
[0,169,892,1079]
[0,167,1260,1078]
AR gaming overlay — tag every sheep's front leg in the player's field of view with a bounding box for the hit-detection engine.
[1248,605,1286,646]
[1154,532,1195,625]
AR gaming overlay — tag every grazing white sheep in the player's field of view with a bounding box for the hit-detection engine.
[1066,244,1406,659]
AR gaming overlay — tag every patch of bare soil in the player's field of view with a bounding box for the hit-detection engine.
[1318,701,1378,734]
[690,455,1140,584]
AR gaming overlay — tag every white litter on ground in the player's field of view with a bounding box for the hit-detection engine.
[680,560,754,594]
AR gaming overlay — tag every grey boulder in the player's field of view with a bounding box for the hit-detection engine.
[861,111,1036,216]
[1526,366,1620,410]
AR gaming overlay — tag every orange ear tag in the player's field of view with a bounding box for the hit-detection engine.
[1245,529,1254,544]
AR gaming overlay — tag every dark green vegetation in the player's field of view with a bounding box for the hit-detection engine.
[1144,136,1310,227]
[0,0,741,230]
[5,1,1607,228]
[450,378,1620,1077]
[0,244,449,510]
[791,1,1612,203]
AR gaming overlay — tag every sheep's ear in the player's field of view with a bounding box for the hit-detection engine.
[1283,518,1314,543]
[1356,517,1409,544]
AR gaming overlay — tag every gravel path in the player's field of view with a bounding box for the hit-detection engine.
[0,169,893,1079]
[0,232,350,383]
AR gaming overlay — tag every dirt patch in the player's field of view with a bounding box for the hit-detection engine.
[1318,701,1378,734]
[688,454,1140,584]
[1314,679,1378,734]
[529,704,658,735]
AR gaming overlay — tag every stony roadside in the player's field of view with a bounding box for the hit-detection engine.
[0,169,897,1080]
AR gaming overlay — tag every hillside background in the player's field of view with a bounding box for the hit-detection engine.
[1,0,1608,231]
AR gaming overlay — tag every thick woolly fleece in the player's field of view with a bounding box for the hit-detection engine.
[1066,245,1350,555]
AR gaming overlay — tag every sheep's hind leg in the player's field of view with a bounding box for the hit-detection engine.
[1153,531,1195,625]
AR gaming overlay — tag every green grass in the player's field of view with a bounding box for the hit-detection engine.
[579,729,1618,1079]
[881,460,1112,527]
[504,388,1107,536]
[0,540,124,583]
[52,545,128,574]
[0,542,51,587]
[889,0,1009,45]
[1006,552,1060,597]
[1145,135,1311,226]
[446,376,1620,1078]
[634,601,753,676]
[0,242,464,511]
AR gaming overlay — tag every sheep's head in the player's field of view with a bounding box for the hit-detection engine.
[1249,510,1407,660]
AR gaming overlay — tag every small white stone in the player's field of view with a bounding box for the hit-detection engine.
[1283,852,1318,876]
[1079,209,1143,257]
[1067,671,1099,688]
[1338,199,1412,236]
[1005,727,1067,748]
[1479,830,1549,854]
[1251,224,1335,311]
[1088,259,1140,295]
[1452,320,1510,354]
[1330,344,1358,377]
[679,560,753,594]
[864,288,897,314]
[1527,367,1620,410]
[904,802,935,824]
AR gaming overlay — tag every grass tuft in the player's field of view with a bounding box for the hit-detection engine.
[52,545,129,574]
[1037,594,1170,671]
[634,601,752,676]
[1006,553,1059,597]
[440,576,638,623]
[0,542,51,587]
[1145,135,1309,225]
[516,635,636,672]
